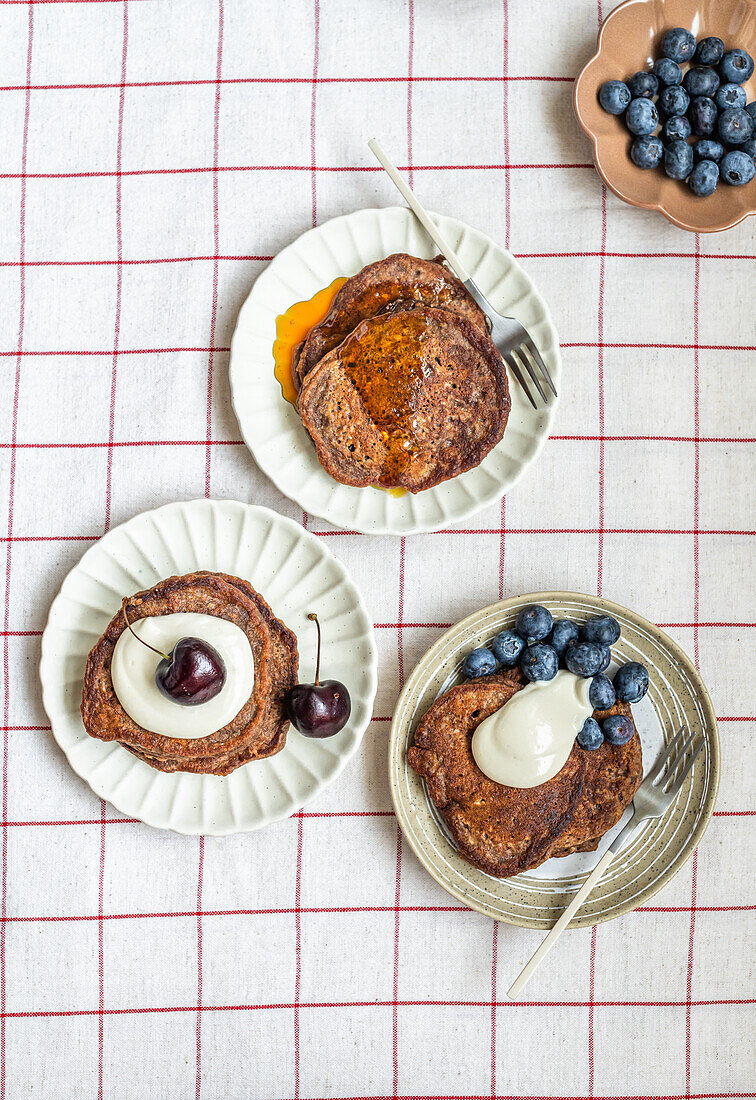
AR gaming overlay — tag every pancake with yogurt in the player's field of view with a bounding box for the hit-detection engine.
[407,669,642,878]
[81,571,298,775]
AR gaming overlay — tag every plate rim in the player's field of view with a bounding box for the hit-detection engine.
[39,498,378,836]
[228,204,561,536]
[388,589,720,926]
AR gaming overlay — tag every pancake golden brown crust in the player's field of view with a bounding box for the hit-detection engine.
[81,571,298,775]
[297,306,510,493]
[407,670,642,877]
[293,253,488,387]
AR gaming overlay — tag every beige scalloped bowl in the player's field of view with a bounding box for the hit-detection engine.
[574,0,756,232]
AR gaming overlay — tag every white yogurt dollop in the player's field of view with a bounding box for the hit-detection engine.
[111,613,255,739]
[471,670,593,788]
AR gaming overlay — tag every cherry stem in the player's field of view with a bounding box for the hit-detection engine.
[307,612,321,685]
[121,599,171,662]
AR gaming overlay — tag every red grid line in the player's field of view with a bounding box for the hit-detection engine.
[2,340,755,356]
[0,9,33,1097]
[293,810,304,1100]
[195,836,205,1100]
[0,808,752,831]
[3,902,754,924]
[0,74,576,92]
[0,163,595,181]
[97,801,105,1100]
[1,251,754,267]
[391,36,415,1087]
[1,998,753,1017]
[203,0,224,500]
[1,435,754,450]
[314,528,755,536]
[2,531,754,548]
[490,918,498,1100]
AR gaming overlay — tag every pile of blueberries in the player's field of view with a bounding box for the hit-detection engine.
[599,28,755,196]
[462,604,649,751]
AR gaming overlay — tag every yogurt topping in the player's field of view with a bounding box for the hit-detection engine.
[471,670,593,788]
[111,613,254,739]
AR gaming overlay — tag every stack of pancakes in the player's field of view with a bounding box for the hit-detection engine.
[293,254,511,493]
[81,571,298,775]
[407,669,643,877]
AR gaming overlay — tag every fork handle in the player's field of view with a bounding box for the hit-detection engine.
[506,811,640,1000]
[506,847,618,999]
[367,139,471,283]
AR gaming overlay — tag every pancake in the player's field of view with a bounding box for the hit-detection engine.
[407,670,642,877]
[297,306,510,493]
[81,571,298,775]
[293,253,488,387]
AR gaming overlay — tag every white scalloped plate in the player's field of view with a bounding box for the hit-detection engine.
[40,500,377,835]
[229,206,561,535]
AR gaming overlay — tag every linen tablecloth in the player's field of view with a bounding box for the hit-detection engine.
[0,0,753,1096]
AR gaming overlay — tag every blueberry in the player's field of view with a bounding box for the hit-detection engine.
[630,134,664,168]
[741,137,756,159]
[598,646,611,673]
[580,615,621,646]
[720,149,756,185]
[688,158,720,196]
[491,629,526,668]
[694,139,724,162]
[602,714,635,746]
[688,96,718,136]
[521,643,558,683]
[515,604,553,643]
[660,27,697,64]
[664,139,694,180]
[662,115,692,142]
[720,49,754,85]
[550,618,580,656]
[613,662,649,703]
[599,80,631,115]
[627,70,659,98]
[659,84,689,117]
[565,641,606,678]
[462,646,497,679]
[718,107,754,145]
[715,83,747,111]
[653,58,682,86]
[694,36,724,67]
[746,103,756,127]
[589,673,617,711]
[683,66,720,98]
[625,97,659,135]
[577,718,604,751]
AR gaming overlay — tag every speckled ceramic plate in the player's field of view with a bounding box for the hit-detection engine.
[228,206,560,535]
[389,592,719,927]
[40,499,377,835]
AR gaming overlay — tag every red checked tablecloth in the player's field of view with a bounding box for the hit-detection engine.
[0,0,753,1097]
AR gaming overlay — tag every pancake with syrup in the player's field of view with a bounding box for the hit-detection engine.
[297,305,510,493]
[292,253,489,388]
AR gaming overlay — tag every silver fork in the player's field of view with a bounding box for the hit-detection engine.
[507,726,706,999]
[368,138,557,409]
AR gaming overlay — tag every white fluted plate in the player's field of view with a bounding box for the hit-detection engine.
[40,499,377,835]
[229,206,560,535]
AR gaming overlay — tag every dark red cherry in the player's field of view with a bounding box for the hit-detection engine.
[155,637,226,706]
[286,613,351,738]
[121,601,225,707]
